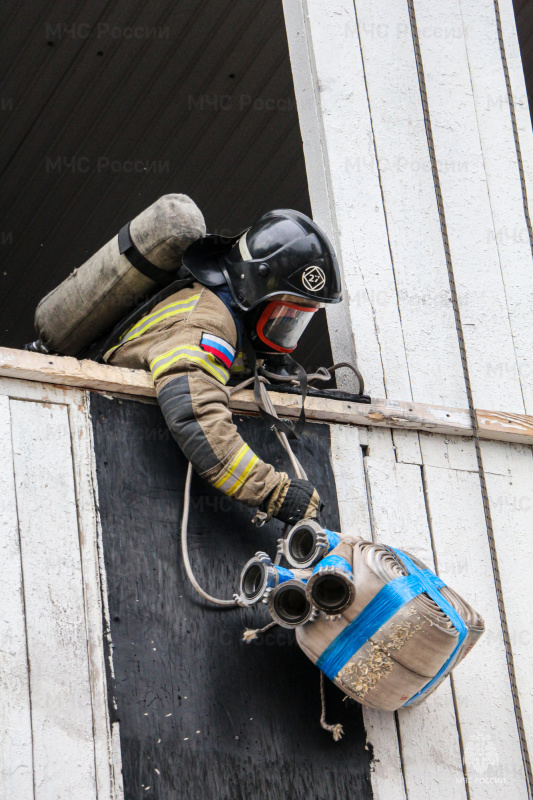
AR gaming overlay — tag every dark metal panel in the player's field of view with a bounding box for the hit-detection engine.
[90,392,373,799]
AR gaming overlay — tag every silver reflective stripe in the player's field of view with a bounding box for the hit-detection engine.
[214,444,259,496]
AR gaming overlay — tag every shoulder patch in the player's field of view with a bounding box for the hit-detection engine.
[200,333,236,369]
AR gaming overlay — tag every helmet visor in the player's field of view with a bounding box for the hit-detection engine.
[256,300,319,352]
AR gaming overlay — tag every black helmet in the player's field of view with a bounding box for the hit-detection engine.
[182,209,342,312]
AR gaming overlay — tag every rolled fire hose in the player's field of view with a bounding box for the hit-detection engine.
[296,539,484,711]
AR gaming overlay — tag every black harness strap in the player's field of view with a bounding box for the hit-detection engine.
[243,340,308,440]
[118,221,177,286]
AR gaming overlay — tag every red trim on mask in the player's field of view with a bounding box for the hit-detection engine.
[256,301,318,353]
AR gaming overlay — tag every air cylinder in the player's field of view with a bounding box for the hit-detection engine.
[34,194,205,356]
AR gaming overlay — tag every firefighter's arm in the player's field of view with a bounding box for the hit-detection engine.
[155,370,320,520]
[148,320,320,519]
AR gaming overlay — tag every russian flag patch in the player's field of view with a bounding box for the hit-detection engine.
[200,333,236,369]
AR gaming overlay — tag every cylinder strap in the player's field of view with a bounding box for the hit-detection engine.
[118,221,177,286]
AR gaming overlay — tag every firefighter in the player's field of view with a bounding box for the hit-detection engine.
[102,208,342,524]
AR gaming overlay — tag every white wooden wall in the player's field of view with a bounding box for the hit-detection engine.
[0,377,122,800]
[284,0,533,796]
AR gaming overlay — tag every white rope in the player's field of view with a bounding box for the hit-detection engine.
[320,671,344,742]
[180,377,306,603]
[180,462,238,607]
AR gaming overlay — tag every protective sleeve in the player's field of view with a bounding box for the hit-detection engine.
[146,285,288,507]
[156,371,286,508]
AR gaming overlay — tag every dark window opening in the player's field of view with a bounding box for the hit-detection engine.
[0,0,334,377]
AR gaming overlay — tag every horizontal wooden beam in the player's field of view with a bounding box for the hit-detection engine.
[0,347,531,445]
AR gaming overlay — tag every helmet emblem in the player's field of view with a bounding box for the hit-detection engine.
[302,265,326,292]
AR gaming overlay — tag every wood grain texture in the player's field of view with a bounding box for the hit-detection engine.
[354,0,467,409]
[281,0,361,388]
[364,432,468,800]
[10,399,97,800]
[3,347,533,443]
[68,397,123,800]
[414,0,524,414]
[0,395,34,800]
[423,456,529,798]
[480,440,533,753]
[459,0,533,413]
[303,0,412,400]
[330,424,407,800]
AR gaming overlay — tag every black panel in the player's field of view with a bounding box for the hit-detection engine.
[90,393,372,800]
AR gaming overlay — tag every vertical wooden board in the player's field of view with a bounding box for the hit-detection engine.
[419,433,478,472]
[354,0,467,409]
[328,424,407,800]
[365,449,467,799]
[497,0,533,210]
[0,395,34,800]
[481,440,533,751]
[414,0,525,413]
[392,430,422,465]
[459,0,533,411]
[281,0,361,381]
[10,399,97,800]
[329,424,371,539]
[423,459,529,797]
[68,397,118,800]
[304,0,412,401]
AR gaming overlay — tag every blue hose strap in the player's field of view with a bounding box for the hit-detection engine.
[392,549,468,706]
[317,574,426,679]
[313,554,352,577]
[316,548,468,706]
[275,565,296,585]
[324,529,341,551]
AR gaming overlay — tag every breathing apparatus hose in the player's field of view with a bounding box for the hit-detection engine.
[180,375,305,607]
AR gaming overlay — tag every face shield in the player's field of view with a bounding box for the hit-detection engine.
[256,297,320,352]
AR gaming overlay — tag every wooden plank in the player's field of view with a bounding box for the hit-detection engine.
[423,455,529,798]
[0,347,154,398]
[354,0,467,409]
[414,0,525,414]
[68,396,121,800]
[303,0,413,400]
[480,440,533,752]
[365,435,468,800]
[1,348,533,443]
[0,395,34,800]
[329,424,407,800]
[10,399,97,800]
[459,0,533,413]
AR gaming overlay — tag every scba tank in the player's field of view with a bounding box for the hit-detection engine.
[34,194,205,356]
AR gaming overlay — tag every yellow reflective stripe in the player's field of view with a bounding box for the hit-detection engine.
[214,445,259,496]
[150,345,229,384]
[226,454,259,496]
[214,444,248,490]
[105,294,200,357]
